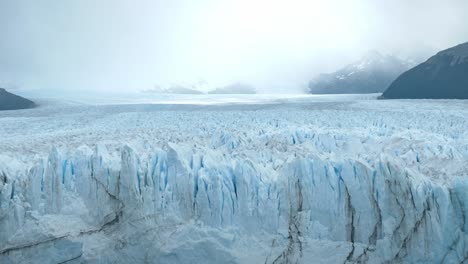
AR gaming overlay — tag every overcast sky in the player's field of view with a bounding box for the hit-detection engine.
[1,0,467,94]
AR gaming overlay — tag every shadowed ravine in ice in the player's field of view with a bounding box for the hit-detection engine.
[1,142,467,263]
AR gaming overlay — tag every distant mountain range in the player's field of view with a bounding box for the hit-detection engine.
[0,88,35,110]
[142,82,256,95]
[208,83,256,94]
[142,85,204,95]
[308,51,413,94]
[382,42,468,99]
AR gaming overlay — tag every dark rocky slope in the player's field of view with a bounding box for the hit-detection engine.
[382,42,468,99]
[0,88,35,110]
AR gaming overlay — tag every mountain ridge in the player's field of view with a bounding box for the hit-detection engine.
[382,42,468,99]
[308,51,413,94]
[0,88,36,110]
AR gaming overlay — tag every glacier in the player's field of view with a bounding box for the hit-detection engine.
[0,95,467,263]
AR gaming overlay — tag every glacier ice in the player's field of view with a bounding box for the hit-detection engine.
[0,96,467,263]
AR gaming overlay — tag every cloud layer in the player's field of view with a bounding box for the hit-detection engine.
[1,0,467,94]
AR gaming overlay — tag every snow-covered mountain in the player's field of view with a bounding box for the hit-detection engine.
[382,42,468,99]
[0,96,467,263]
[0,88,35,110]
[309,51,413,94]
[145,85,205,95]
[208,83,256,94]
[142,85,205,95]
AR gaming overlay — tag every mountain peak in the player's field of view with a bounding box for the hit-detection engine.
[309,51,411,94]
[362,50,385,61]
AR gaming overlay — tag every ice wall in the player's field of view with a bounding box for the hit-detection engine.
[1,142,467,263]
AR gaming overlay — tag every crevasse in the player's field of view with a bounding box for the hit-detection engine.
[1,143,466,263]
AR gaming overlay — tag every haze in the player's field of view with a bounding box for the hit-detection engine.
[1,0,467,95]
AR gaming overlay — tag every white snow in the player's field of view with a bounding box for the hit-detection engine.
[0,94,467,263]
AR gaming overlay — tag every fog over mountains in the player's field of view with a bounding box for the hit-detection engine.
[308,51,413,94]
[0,1,467,263]
[2,0,468,94]
[141,82,256,95]
[208,83,256,94]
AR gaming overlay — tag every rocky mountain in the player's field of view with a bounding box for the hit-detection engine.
[308,51,413,94]
[0,88,35,110]
[382,42,468,99]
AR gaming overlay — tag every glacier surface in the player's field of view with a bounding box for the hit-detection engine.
[0,95,467,263]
